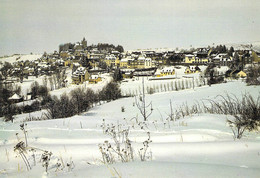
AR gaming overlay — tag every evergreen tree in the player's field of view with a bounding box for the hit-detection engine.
[233,52,240,65]
[228,46,235,56]
[113,69,123,82]
[115,45,124,53]
[223,45,227,53]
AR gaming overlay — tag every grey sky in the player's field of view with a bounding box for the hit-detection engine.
[0,0,259,55]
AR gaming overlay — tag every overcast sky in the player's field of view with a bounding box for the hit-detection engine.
[0,0,259,55]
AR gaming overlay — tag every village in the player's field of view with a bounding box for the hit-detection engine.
[0,37,260,127]
[1,38,260,100]
[1,38,260,178]
[2,0,260,176]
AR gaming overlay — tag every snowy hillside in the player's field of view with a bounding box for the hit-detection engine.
[127,41,260,53]
[0,54,42,64]
[221,41,260,52]
[0,80,260,177]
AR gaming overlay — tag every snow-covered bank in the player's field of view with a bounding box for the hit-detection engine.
[0,80,260,177]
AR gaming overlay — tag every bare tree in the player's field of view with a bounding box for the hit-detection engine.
[70,87,87,114]
[85,88,97,107]
[59,93,74,118]
[48,77,54,91]
[167,99,175,121]
[53,74,57,90]
[54,69,67,89]
[42,76,48,87]
[135,78,153,121]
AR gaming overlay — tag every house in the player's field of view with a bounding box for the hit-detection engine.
[23,67,34,76]
[64,59,71,67]
[89,75,102,84]
[212,53,231,66]
[163,50,175,59]
[120,58,129,68]
[155,69,162,77]
[70,62,81,69]
[121,69,134,78]
[143,50,155,58]
[185,67,192,74]
[60,51,70,59]
[38,62,50,71]
[208,66,229,77]
[88,53,105,61]
[237,50,252,64]
[195,48,209,64]
[229,69,240,78]
[89,61,98,68]
[74,42,83,51]
[144,58,155,68]
[104,54,117,68]
[184,66,201,74]
[111,50,120,57]
[71,67,90,84]
[127,56,155,69]
[219,56,233,66]
[197,48,209,58]
[184,54,196,63]
[237,71,247,78]
[252,51,260,63]
[127,59,138,69]
[194,57,209,64]
[8,93,23,103]
[156,67,175,77]
[74,49,84,59]
[136,56,146,69]
[56,59,65,66]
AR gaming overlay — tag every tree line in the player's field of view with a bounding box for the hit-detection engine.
[0,79,122,122]
[45,81,121,119]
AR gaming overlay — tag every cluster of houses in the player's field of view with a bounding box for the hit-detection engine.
[71,67,102,84]
[2,37,260,85]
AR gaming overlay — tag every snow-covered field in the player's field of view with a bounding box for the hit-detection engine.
[0,54,42,64]
[0,80,260,177]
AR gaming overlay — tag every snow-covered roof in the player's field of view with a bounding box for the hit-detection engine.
[138,56,146,60]
[121,58,129,62]
[121,69,135,72]
[90,67,102,71]
[38,63,49,68]
[73,62,80,67]
[185,54,195,57]
[90,75,99,79]
[143,51,155,54]
[9,93,22,100]
[155,69,161,75]
[188,66,200,70]
[56,59,64,63]
[220,57,232,61]
[105,55,116,60]
[111,51,120,54]
[73,67,87,76]
[161,67,175,73]
[213,53,229,60]
[214,66,230,73]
